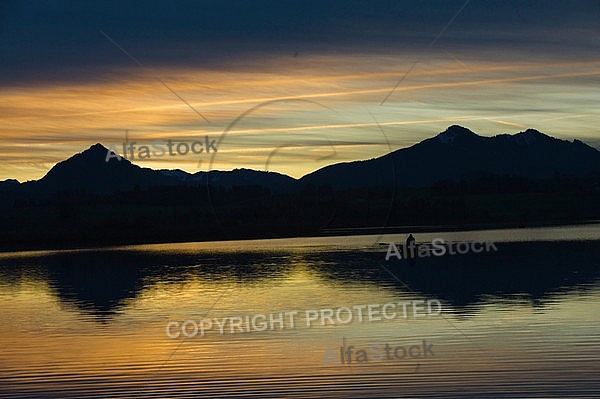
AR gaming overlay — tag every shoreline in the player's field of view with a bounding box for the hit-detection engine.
[1,219,599,255]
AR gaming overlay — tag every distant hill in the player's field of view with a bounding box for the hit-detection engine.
[4,126,600,195]
[28,143,174,194]
[12,143,296,195]
[2,126,600,251]
[300,125,600,189]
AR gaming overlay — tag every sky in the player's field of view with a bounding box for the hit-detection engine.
[0,0,599,181]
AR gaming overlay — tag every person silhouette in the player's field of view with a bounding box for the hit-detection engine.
[406,234,416,263]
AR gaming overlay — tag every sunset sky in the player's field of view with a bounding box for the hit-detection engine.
[1,1,598,181]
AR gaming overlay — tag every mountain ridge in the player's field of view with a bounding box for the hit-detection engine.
[300,125,600,189]
[4,126,600,194]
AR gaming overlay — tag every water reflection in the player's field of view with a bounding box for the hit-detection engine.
[0,241,599,321]
[1,235,600,398]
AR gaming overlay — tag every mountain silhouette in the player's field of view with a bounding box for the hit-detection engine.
[2,126,600,251]
[15,143,295,195]
[300,125,600,189]
[4,125,600,194]
[29,143,174,194]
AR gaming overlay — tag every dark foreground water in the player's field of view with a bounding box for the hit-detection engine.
[1,225,600,398]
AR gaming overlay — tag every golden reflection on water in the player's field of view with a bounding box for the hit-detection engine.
[1,232,600,397]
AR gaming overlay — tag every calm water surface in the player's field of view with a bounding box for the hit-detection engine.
[1,225,600,398]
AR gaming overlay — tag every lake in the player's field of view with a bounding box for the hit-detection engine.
[1,224,600,398]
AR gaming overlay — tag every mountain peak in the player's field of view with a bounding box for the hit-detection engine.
[83,143,111,158]
[437,125,478,144]
[90,143,109,151]
[514,129,552,145]
[37,142,142,192]
[68,143,127,164]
